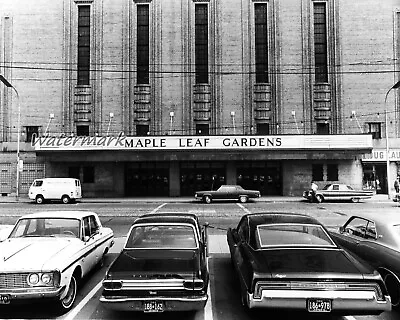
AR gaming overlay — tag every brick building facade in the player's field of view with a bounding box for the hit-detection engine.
[0,0,399,198]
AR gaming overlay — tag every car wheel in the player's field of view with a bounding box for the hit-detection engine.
[61,195,70,204]
[315,194,323,203]
[58,275,77,312]
[383,272,400,308]
[239,196,248,203]
[203,195,212,204]
[35,195,44,204]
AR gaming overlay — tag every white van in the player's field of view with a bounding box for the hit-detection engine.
[28,178,82,204]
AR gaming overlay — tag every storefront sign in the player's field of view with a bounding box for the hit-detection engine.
[361,149,400,162]
[32,134,372,151]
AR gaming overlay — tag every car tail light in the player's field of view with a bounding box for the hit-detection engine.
[183,279,204,290]
[102,280,123,290]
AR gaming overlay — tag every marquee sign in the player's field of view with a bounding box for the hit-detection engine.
[32,134,373,151]
[361,149,400,162]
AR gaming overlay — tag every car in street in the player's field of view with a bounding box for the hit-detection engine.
[195,184,261,203]
[100,212,209,313]
[0,211,114,313]
[226,212,391,315]
[302,183,374,203]
[328,211,400,309]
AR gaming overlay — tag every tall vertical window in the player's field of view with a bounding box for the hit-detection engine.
[314,3,328,83]
[137,5,149,84]
[195,4,208,84]
[78,6,90,85]
[255,4,268,83]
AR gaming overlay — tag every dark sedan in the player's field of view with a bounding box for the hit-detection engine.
[195,185,261,204]
[100,213,209,313]
[226,212,391,315]
[329,211,400,309]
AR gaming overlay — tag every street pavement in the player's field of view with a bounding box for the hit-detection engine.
[0,194,394,203]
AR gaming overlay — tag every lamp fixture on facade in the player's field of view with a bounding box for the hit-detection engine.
[384,80,400,199]
[106,112,114,136]
[351,111,363,133]
[169,111,174,135]
[0,75,21,200]
[230,111,236,134]
[291,110,300,134]
[44,113,55,136]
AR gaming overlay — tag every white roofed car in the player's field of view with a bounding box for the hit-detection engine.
[0,211,114,313]
[303,183,374,203]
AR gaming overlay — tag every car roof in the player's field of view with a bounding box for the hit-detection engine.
[347,211,400,226]
[19,211,96,220]
[247,212,322,227]
[133,213,199,226]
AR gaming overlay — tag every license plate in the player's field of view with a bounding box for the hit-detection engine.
[143,301,164,313]
[307,299,331,312]
[0,294,11,305]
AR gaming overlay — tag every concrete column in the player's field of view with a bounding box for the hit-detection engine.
[169,161,180,196]
[226,161,236,185]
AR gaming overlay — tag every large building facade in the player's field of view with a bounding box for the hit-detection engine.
[0,0,399,198]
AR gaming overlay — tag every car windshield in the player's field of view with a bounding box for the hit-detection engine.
[256,223,336,248]
[322,184,332,190]
[126,224,197,249]
[9,218,81,238]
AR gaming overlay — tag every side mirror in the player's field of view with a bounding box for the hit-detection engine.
[339,226,345,233]
[84,235,90,242]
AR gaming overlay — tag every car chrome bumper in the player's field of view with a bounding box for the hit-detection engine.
[99,295,208,312]
[0,286,65,301]
[248,290,391,313]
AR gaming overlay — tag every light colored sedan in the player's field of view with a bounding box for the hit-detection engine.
[303,183,374,203]
[0,211,114,313]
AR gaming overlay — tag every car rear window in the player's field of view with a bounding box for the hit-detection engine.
[256,223,336,248]
[126,224,197,249]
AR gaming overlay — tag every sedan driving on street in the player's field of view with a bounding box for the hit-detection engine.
[227,212,391,315]
[100,213,209,313]
[303,183,373,203]
[195,184,261,203]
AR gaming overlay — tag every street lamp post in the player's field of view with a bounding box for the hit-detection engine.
[384,80,400,199]
[0,75,21,200]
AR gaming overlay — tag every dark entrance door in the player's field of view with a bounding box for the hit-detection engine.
[236,161,282,195]
[125,162,169,197]
[180,162,226,196]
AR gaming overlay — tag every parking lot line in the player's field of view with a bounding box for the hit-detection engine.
[149,203,167,214]
[237,203,251,214]
[63,281,103,320]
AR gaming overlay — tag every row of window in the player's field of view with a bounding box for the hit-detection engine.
[76,2,328,86]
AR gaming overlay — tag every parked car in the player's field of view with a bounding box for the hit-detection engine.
[0,211,114,313]
[28,178,82,204]
[328,211,400,308]
[195,185,261,204]
[226,212,391,315]
[302,183,373,203]
[100,213,209,313]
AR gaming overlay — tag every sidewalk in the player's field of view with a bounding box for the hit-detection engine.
[0,194,394,203]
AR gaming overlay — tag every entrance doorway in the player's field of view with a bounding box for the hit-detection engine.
[236,161,282,195]
[180,162,226,196]
[125,162,169,197]
[362,164,387,194]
